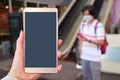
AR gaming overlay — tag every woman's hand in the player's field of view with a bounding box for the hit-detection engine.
[7,31,62,80]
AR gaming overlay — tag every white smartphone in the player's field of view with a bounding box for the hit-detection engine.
[23,8,58,73]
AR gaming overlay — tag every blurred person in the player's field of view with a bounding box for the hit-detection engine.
[1,31,62,80]
[77,5,105,80]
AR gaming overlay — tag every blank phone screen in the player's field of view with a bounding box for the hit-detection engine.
[24,12,57,67]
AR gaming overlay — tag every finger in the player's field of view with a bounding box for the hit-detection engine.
[57,64,63,72]
[57,50,61,58]
[58,39,62,47]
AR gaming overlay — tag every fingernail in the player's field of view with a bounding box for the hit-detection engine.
[18,30,22,38]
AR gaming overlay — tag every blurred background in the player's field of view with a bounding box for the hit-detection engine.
[0,0,120,80]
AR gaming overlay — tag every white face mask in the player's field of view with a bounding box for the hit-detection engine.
[83,15,93,22]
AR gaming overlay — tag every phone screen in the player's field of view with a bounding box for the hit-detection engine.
[24,12,57,68]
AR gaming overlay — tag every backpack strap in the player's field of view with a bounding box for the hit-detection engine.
[82,23,85,33]
[94,22,99,35]
[94,21,99,49]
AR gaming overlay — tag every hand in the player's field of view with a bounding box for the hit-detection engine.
[7,31,63,80]
[77,34,83,41]
[77,34,87,41]
[77,35,81,41]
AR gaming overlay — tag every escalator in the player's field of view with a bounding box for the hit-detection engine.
[93,0,104,18]
[59,0,85,40]
[69,0,113,61]
[70,0,105,61]
[58,0,95,57]
[58,0,104,41]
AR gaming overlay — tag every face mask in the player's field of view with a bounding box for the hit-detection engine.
[83,15,93,22]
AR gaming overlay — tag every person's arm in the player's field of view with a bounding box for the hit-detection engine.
[77,23,85,54]
[1,31,62,80]
[79,39,83,54]
[77,35,84,54]
[87,39,104,45]
[78,34,104,45]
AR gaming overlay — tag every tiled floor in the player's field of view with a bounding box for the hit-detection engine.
[76,72,120,80]
[0,49,13,79]
[0,59,12,71]
[0,59,120,80]
[0,69,8,79]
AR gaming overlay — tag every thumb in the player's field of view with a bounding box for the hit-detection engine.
[16,31,24,51]
[12,31,24,68]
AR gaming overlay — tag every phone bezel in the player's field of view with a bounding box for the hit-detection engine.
[23,8,58,73]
